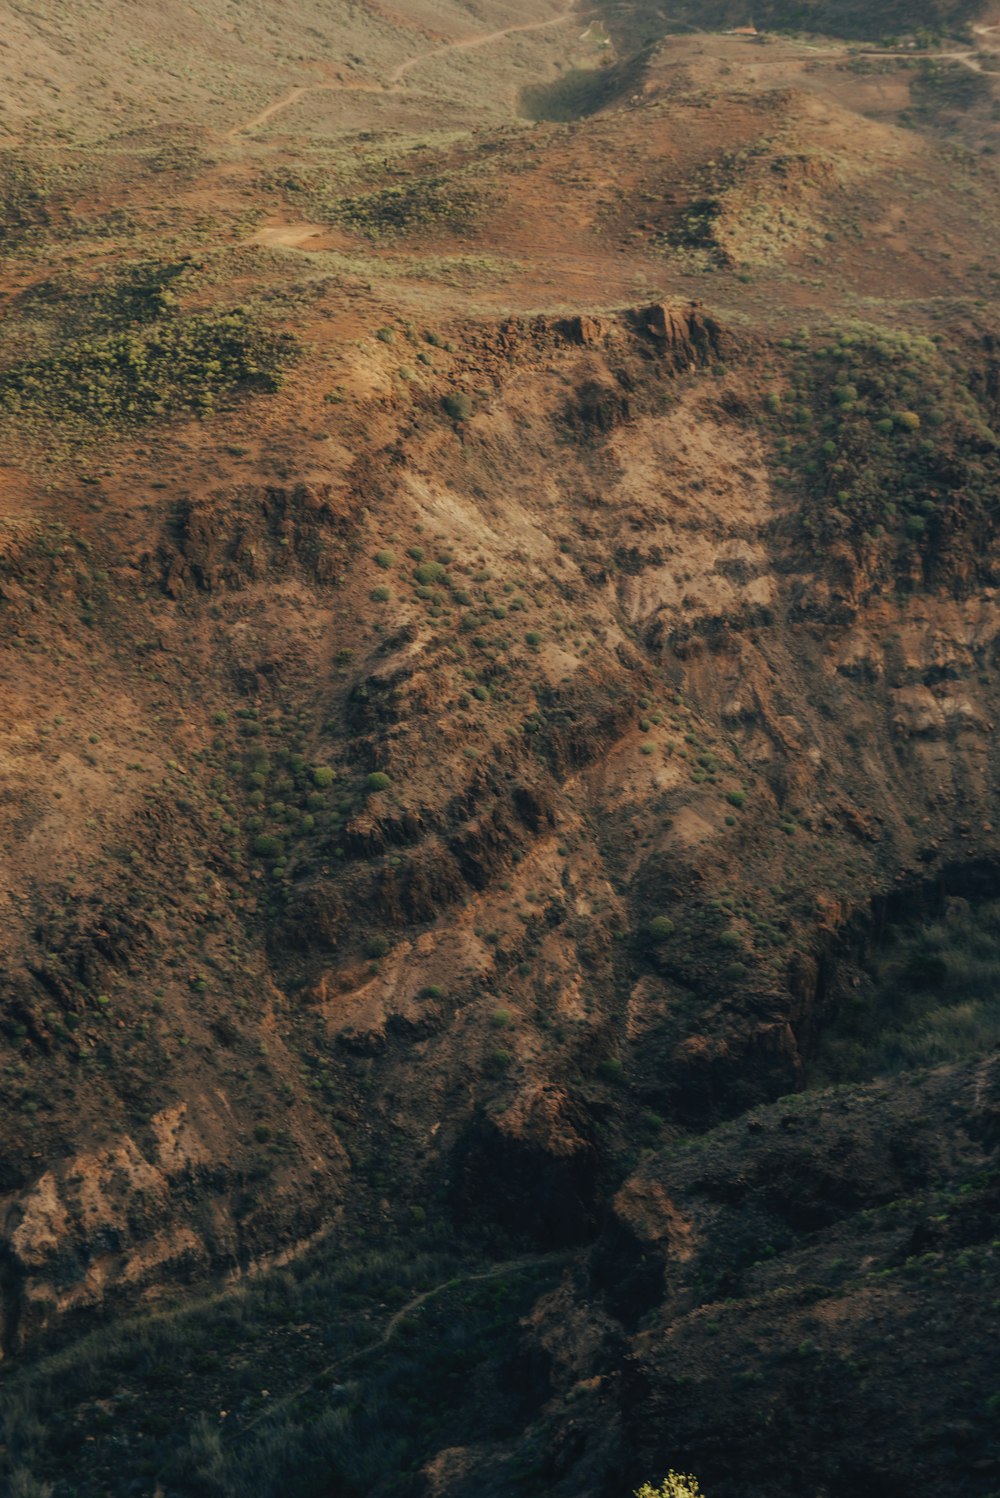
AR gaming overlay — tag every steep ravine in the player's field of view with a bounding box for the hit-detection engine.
[3,299,1000,1492]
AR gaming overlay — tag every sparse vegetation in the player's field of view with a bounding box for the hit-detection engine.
[765,325,999,566]
[0,1227,561,1498]
[325,175,480,240]
[810,894,1000,1084]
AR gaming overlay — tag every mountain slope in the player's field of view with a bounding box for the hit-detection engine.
[2,2,1000,1495]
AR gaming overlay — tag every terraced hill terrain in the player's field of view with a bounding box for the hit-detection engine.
[2,1,1000,1495]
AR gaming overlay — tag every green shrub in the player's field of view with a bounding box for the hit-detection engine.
[252,834,283,859]
[636,1474,706,1498]
[312,766,336,787]
[726,790,746,808]
[442,392,472,422]
[371,585,391,602]
[366,771,391,792]
[414,561,447,586]
[648,916,675,940]
[366,934,390,958]
[375,550,394,568]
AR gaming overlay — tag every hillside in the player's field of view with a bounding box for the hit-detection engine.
[597,0,997,44]
[2,2,1000,1496]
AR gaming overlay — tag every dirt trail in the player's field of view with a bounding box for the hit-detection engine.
[936,48,986,71]
[854,22,1000,73]
[388,0,576,83]
[228,79,389,138]
[233,85,309,136]
[378,1250,566,1339]
[228,0,576,138]
[240,1250,568,1433]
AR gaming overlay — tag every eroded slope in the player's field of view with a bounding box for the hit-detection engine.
[2,2,1000,1494]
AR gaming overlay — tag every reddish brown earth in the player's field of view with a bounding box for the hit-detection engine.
[2,0,1000,1494]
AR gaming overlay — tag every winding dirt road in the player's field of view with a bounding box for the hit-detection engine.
[229,0,577,139]
[387,1,576,83]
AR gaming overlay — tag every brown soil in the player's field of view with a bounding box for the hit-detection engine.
[2,1,1000,1494]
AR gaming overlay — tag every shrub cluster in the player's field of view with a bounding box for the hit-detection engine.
[0,272,297,428]
[764,325,999,568]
